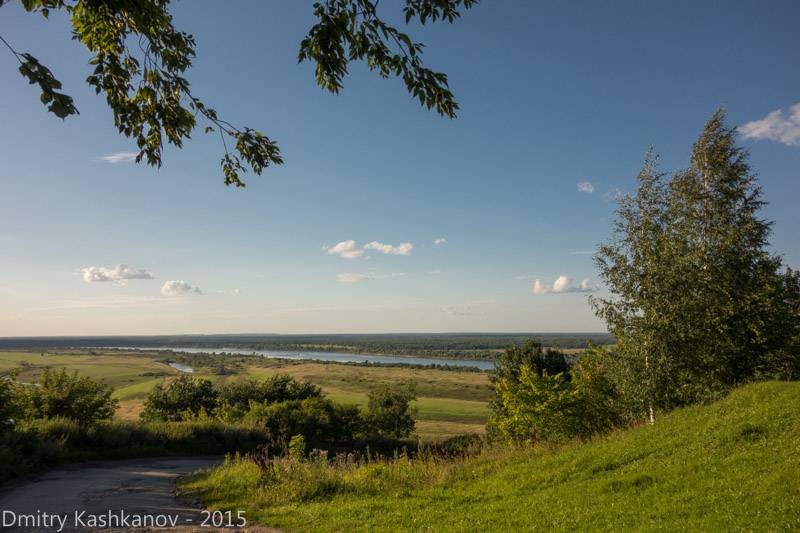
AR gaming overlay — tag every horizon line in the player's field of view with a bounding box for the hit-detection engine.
[0,331,611,339]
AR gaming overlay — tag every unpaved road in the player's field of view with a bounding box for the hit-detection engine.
[0,457,224,532]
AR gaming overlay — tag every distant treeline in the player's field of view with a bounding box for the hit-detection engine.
[0,333,613,360]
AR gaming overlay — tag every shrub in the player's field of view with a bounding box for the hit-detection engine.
[0,376,23,433]
[491,339,570,388]
[424,433,486,458]
[364,384,416,439]
[245,397,346,448]
[141,375,218,421]
[490,346,624,444]
[0,418,269,481]
[217,375,321,421]
[570,347,627,432]
[488,339,570,437]
[330,402,364,441]
[17,368,117,426]
[288,434,306,460]
[491,365,577,443]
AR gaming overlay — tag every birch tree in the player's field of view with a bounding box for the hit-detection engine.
[593,109,799,420]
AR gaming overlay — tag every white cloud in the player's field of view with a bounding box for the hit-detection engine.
[326,239,413,258]
[363,241,413,256]
[532,275,597,294]
[81,264,154,283]
[434,238,448,245]
[161,280,202,295]
[99,152,138,164]
[336,272,405,283]
[577,181,595,193]
[553,275,572,292]
[326,240,364,259]
[532,279,546,293]
[739,103,800,146]
[568,250,594,255]
[428,269,442,275]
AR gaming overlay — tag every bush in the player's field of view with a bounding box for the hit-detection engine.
[491,339,570,388]
[423,433,486,458]
[0,418,269,481]
[364,384,416,439]
[142,374,325,422]
[217,375,321,421]
[17,368,117,426]
[0,377,23,434]
[488,339,570,436]
[571,347,627,431]
[491,365,576,443]
[489,343,624,444]
[330,402,365,441]
[288,434,306,460]
[141,375,218,421]
[245,397,355,448]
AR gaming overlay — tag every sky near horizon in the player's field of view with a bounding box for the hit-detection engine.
[1,1,799,336]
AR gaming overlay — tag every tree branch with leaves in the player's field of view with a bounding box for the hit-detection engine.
[1,0,477,186]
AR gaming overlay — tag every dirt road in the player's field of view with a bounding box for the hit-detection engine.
[0,457,222,532]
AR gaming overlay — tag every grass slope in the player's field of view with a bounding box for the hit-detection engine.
[180,381,800,532]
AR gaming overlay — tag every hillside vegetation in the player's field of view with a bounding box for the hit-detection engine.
[180,381,800,532]
[0,350,491,440]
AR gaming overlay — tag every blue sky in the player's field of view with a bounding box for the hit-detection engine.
[1,0,798,335]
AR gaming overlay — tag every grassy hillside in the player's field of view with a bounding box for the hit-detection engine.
[180,381,800,532]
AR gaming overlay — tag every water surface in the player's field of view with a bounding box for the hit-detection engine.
[117,346,494,370]
[167,362,195,373]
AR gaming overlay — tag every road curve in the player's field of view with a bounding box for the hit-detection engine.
[0,456,233,532]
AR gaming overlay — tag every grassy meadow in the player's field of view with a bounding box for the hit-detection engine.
[179,380,800,532]
[0,349,492,440]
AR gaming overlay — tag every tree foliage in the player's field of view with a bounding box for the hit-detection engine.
[490,339,570,386]
[491,365,577,443]
[2,0,476,186]
[141,374,218,421]
[16,367,117,426]
[490,343,622,443]
[489,111,799,441]
[245,396,362,447]
[138,373,417,445]
[364,383,417,439]
[488,339,569,431]
[216,375,321,421]
[0,375,24,433]
[592,109,800,417]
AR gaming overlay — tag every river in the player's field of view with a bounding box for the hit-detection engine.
[115,346,495,370]
[167,361,195,373]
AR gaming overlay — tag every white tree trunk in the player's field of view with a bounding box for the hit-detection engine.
[644,342,655,424]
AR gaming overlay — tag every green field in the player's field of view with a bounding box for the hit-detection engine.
[0,349,491,440]
[0,350,176,387]
[179,381,800,532]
